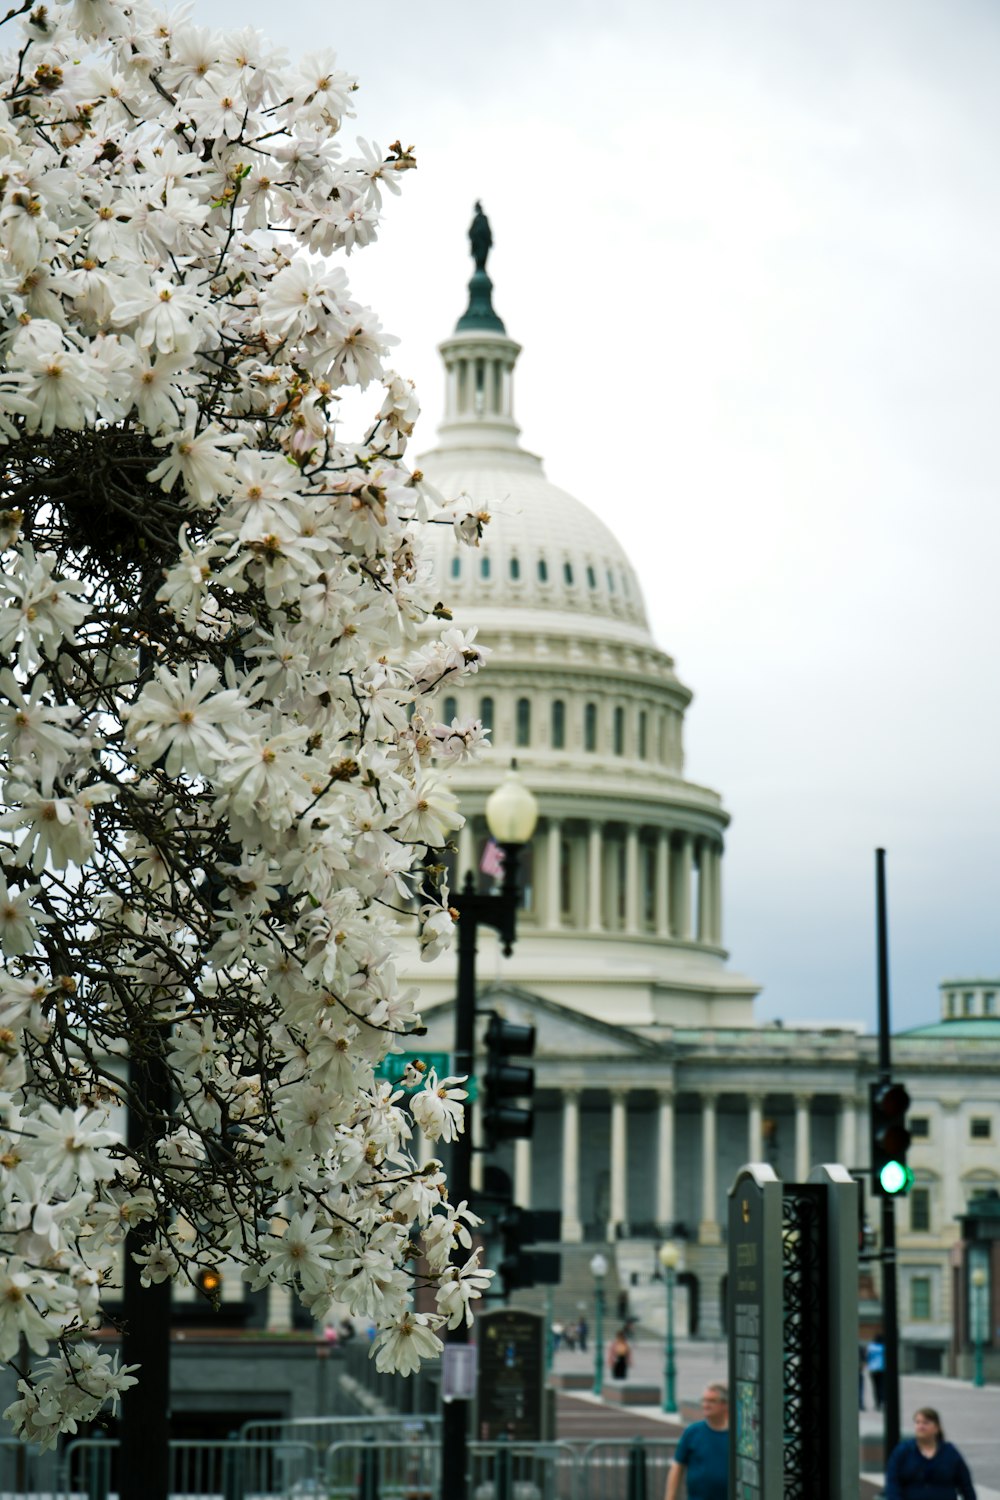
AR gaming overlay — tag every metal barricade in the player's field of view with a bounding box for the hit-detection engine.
[470,1440,579,1500]
[59,1435,317,1500]
[579,1438,677,1500]
[0,1433,59,1500]
[325,1436,440,1500]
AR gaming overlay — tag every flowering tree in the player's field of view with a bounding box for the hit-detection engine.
[0,0,491,1448]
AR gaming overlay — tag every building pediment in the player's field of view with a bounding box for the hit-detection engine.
[417,983,668,1062]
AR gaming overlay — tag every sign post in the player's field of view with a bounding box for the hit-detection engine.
[728,1165,784,1500]
[476,1308,545,1442]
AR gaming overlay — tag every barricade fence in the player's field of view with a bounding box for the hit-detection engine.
[3,1429,675,1499]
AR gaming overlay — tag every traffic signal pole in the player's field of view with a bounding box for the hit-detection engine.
[875,849,901,1459]
[441,845,525,1500]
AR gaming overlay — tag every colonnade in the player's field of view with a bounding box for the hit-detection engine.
[457,818,723,945]
[506,1086,864,1245]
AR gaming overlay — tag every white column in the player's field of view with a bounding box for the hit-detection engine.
[656,830,670,938]
[624,825,640,934]
[699,1093,721,1244]
[656,1089,675,1231]
[471,1099,484,1190]
[266,1284,294,1332]
[514,1135,532,1208]
[457,819,474,887]
[795,1094,812,1181]
[748,1093,764,1162]
[547,817,562,930]
[711,842,723,944]
[588,821,603,932]
[608,1090,628,1241]
[561,1090,582,1242]
[941,1100,962,1224]
[837,1095,858,1167]
[696,838,711,943]
[672,833,692,940]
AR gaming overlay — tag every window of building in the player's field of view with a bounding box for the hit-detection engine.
[910,1187,931,1233]
[986,992,997,1015]
[910,1277,932,1320]
[584,702,598,752]
[613,706,625,756]
[964,991,975,1015]
[538,558,548,583]
[510,556,520,580]
[563,561,574,585]
[638,710,648,760]
[516,697,531,747]
[947,992,957,1017]
[450,555,461,579]
[479,696,494,735]
[480,555,491,579]
[621,572,630,597]
[587,565,597,589]
[443,695,458,723]
[607,569,615,593]
[971,1117,992,1141]
[551,699,566,749]
[910,1116,930,1139]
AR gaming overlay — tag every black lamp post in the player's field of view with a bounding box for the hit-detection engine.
[440,766,538,1500]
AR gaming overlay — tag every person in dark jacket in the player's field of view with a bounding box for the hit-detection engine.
[885,1407,976,1500]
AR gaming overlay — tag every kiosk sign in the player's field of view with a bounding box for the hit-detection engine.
[728,1165,783,1500]
[476,1308,544,1442]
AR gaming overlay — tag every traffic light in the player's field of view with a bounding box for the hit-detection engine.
[497,1203,561,1299]
[482,1012,536,1149]
[870,1079,912,1196]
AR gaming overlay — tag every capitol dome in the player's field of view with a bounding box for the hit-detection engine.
[407,207,758,1031]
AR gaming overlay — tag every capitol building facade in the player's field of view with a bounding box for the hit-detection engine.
[404,213,1000,1369]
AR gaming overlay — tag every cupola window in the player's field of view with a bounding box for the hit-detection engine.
[516,697,531,747]
[563,562,574,585]
[450,555,461,579]
[480,555,491,579]
[613,706,625,756]
[551,699,566,749]
[587,565,597,589]
[538,558,549,583]
[480,696,494,735]
[584,702,598,752]
[607,570,615,593]
[638,710,648,760]
[443,695,458,723]
[510,556,521,580]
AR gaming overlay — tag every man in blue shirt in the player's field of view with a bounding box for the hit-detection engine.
[665,1383,729,1500]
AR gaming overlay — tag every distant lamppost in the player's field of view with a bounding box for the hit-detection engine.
[590,1254,608,1396]
[972,1265,987,1388]
[658,1240,680,1414]
[440,764,538,1500]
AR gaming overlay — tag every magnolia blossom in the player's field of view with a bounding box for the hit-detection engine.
[0,0,494,1445]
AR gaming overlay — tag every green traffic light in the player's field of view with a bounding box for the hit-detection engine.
[879,1159,913,1195]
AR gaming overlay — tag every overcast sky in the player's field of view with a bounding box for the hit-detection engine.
[202,0,1000,1032]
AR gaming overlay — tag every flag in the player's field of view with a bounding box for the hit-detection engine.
[479,838,505,880]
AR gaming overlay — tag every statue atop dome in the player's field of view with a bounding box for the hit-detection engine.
[469,201,492,272]
[455,200,506,334]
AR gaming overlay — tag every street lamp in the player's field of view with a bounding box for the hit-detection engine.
[658,1240,680,1414]
[590,1253,608,1397]
[972,1265,987,1388]
[440,764,538,1500]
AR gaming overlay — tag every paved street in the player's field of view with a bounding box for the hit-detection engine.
[551,1337,1000,1497]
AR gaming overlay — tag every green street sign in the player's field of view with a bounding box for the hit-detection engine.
[375,1051,452,1089]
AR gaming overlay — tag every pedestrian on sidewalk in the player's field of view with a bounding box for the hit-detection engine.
[867,1332,886,1412]
[608,1328,631,1381]
[884,1407,976,1500]
[664,1383,729,1500]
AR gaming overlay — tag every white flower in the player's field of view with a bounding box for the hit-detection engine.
[126,664,245,778]
[436,1251,492,1329]
[410,1071,467,1144]
[0,544,89,670]
[393,777,463,848]
[371,1310,442,1375]
[147,412,242,509]
[251,1209,335,1295]
[0,875,52,956]
[0,669,78,776]
[22,1103,118,1194]
[132,1244,180,1287]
